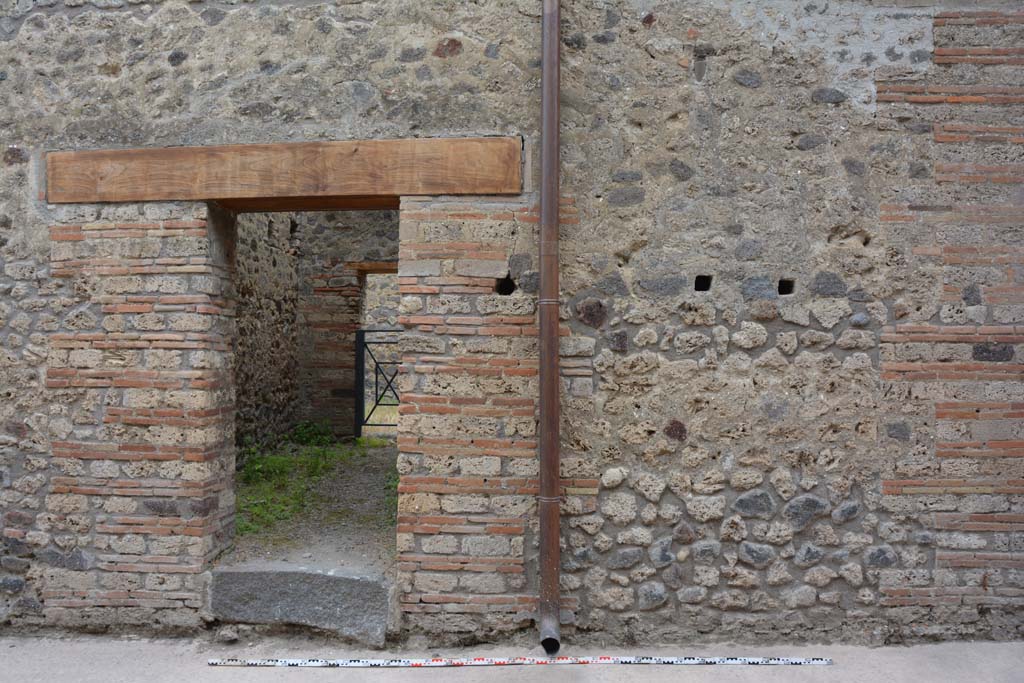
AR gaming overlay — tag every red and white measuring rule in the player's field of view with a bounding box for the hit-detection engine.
[209,655,832,668]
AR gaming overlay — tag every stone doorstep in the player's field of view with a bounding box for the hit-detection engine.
[210,562,393,648]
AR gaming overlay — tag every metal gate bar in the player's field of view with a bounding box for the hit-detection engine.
[354,328,401,437]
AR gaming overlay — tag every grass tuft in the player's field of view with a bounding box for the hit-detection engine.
[287,420,336,447]
[235,422,365,536]
[356,435,392,449]
[383,468,400,525]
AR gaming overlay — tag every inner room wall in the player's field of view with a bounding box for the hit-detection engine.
[232,210,400,448]
[233,213,300,448]
[363,273,401,328]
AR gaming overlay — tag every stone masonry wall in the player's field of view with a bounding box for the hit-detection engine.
[0,0,1021,645]
[233,213,300,448]
[394,195,591,637]
[364,273,401,328]
[543,6,1023,644]
[3,203,235,630]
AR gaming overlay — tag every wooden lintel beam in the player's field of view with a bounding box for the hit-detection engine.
[46,137,522,205]
[213,195,401,213]
[350,261,399,274]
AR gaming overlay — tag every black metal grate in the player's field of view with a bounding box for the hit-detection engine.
[354,328,401,437]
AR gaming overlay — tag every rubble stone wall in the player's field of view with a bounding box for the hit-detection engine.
[364,273,401,328]
[234,213,300,448]
[0,0,1021,644]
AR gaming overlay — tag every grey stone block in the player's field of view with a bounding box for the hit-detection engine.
[607,547,644,570]
[637,581,668,610]
[737,542,776,569]
[809,271,848,297]
[453,259,508,278]
[733,489,776,519]
[648,536,675,568]
[811,87,847,104]
[607,186,645,207]
[973,343,1013,362]
[0,576,26,593]
[796,134,827,150]
[741,276,778,301]
[782,494,831,531]
[211,563,390,647]
[733,69,763,88]
[398,259,441,277]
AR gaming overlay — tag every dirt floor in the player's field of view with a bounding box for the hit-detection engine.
[220,441,398,577]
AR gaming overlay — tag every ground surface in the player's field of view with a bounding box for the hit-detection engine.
[223,441,398,577]
[2,635,1021,682]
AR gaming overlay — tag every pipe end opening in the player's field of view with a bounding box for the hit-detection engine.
[541,637,561,656]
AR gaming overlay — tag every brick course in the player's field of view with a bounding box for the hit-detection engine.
[23,206,235,629]
[394,196,589,635]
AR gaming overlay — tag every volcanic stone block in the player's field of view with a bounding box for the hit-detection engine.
[733,69,763,88]
[211,563,390,647]
[733,489,776,519]
[811,87,847,104]
[737,541,776,569]
[782,495,831,531]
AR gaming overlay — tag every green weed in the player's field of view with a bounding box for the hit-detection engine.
[356,435,392,449]
[383,466,400,525]
[235,427,354,536]
[288,421,336,447]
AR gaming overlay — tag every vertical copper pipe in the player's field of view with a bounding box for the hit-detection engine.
[537,0,561,657]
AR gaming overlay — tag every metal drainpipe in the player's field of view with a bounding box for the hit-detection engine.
[537,0,562,657]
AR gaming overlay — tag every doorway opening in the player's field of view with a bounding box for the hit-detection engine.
[43,137,526,643]
[218,208,400,600]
